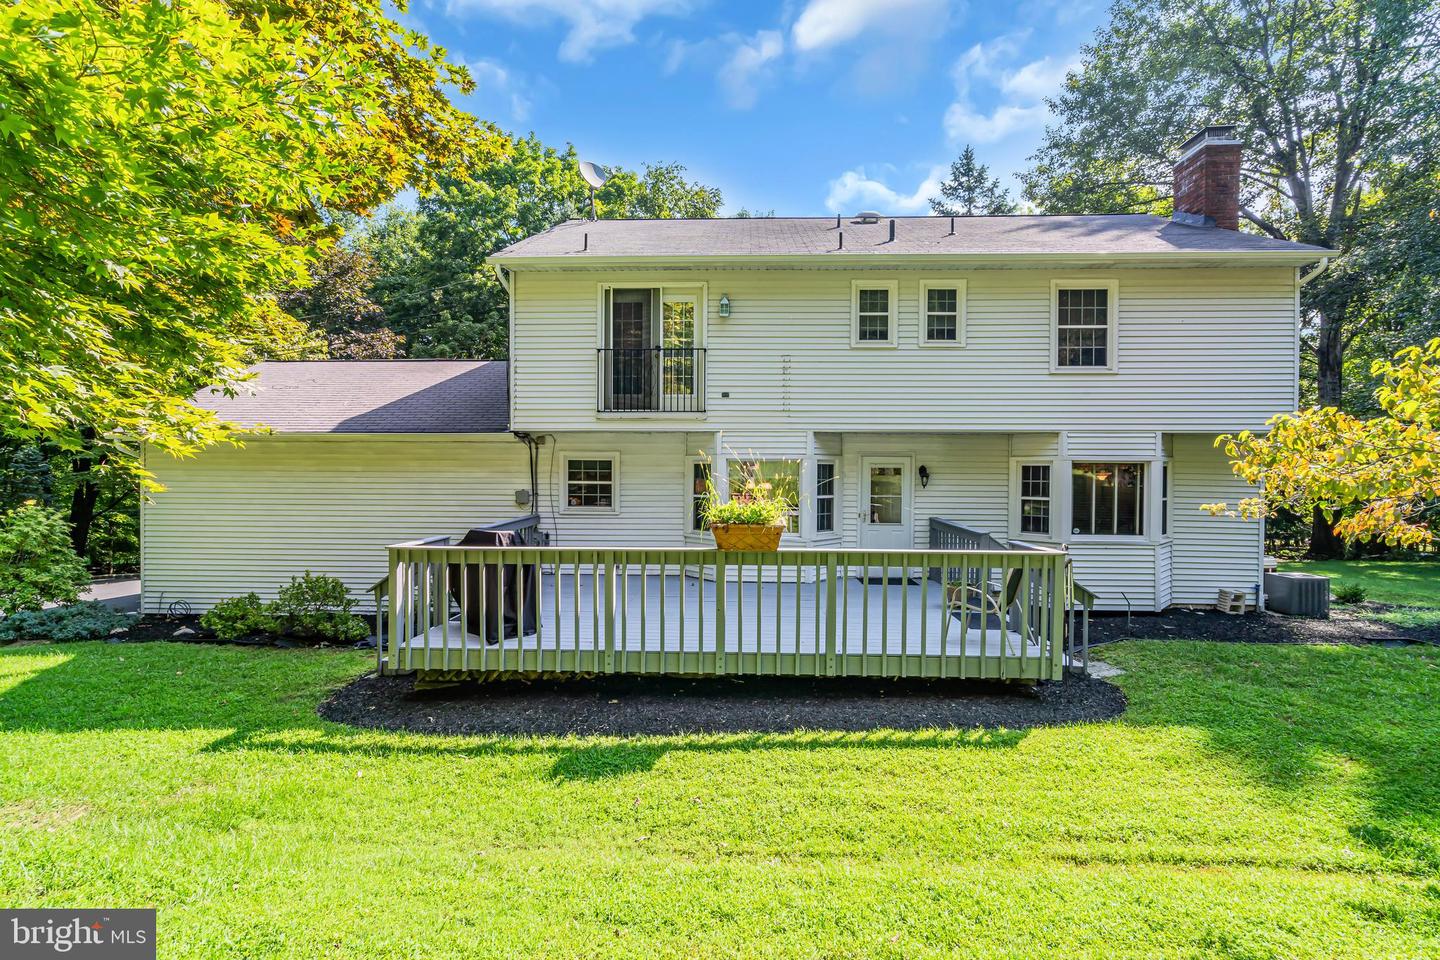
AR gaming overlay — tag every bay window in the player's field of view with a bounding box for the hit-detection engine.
[1071,462,1144,536]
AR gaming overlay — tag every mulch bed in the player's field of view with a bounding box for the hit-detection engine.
[318,672,1127,737]
[1088,603,1440,646]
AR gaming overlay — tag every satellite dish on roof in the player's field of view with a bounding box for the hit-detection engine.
[578,159,610,220]
[578,160,610,189]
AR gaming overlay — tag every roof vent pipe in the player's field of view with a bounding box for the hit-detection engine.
[838,231,844,250]
[835,214,841,228]
[888,219,895,242]
[949,216,955,235]
[582,232,588,252]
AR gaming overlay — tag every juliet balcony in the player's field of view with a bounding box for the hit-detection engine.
[597,347,707,413]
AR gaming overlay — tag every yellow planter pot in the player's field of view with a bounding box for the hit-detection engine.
[710,523,786,552]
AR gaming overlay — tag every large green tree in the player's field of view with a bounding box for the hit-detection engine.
[930,146,1017,216]
[1021,0,1440,553]
[0,0,502,482]
[357,135,723,359]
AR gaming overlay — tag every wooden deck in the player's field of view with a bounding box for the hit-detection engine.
[379,542,1089,681]
[404,570,1033,669]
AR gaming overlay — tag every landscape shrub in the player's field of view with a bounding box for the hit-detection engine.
[0,501,90,615]
[0,601,129,644]
[200,593,277,641]
[268,572,369,644]
[1333,583,1369,605]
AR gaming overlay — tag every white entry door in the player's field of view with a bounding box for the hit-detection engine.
[859,457,912,550]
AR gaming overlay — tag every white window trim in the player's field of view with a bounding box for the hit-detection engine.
[1049,278,1119,374]
[850,279,898,348]
[918,279,967,347]
[684,456,711,537]
[562,452,620,514]
[1008,458,1059,543]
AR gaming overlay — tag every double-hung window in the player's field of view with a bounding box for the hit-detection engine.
[920,280,966,345]
[815,461,836,533]
[565,456,617,511]
[1052,280,1118,371]
[851,280,897,346]
[1071,462,1144,536]
[1018,464,1052,536]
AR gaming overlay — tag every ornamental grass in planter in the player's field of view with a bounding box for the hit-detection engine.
[701,461,795,551]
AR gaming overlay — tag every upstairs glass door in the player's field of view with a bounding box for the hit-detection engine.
[608,288,655,409]
[661,296,697,401]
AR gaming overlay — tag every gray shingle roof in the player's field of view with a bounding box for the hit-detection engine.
[491,214,1331,262]
[194,360,509,433]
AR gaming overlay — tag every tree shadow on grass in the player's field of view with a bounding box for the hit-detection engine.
[0,642,1028,783]
[1109,640,1440,878]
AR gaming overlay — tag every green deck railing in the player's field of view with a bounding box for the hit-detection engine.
[376,541,1090,682]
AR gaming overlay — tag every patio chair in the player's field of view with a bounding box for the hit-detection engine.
[944,566,1032,643]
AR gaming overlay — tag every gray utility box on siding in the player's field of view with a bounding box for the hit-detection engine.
[1264,572,1331,618]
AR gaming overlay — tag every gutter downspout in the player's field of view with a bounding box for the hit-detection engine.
[1298,257,1329,286]
[490,263,511,295]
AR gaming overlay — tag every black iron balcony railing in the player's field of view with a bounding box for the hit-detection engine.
[597,347,707,413]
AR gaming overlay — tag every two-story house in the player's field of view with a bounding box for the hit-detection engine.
[140,127,1330,628]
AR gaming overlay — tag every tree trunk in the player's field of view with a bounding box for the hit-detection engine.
[68,468,99,561]
[66,435,105,562]
[1308,301,1346,557]
[1315,305,1344,408]
[1308,506,1345,559]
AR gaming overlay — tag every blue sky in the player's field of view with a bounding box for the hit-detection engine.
[402,0,1111,215]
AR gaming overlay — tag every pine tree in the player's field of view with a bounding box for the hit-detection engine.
[929,146,1017,216]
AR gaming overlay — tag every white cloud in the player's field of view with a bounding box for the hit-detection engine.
[718,30,784,109]
[824,165,946,214]
[1000,54,1079,100]
[942,101,1049,144]
[792,0,949,52]
[943,37,1077,145]
[447,0,691,62]
[463,58,531,122]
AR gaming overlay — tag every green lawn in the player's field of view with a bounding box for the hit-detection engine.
[1279,559,1440,628]
[2,641,1438,959]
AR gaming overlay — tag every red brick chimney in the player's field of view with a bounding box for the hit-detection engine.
[1172,125,1242,230]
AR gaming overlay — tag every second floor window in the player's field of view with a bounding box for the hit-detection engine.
[921,281,966,344]
[1071,462,1144,536]
[1054,281,1117,370]
[851,281,897,346]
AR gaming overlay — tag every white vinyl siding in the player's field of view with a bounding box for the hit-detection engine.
[141,433,695,612]
[1168,433,1263,606]
[510,268,1298,433]
[141,437,532,613]
[141,429,1263,615]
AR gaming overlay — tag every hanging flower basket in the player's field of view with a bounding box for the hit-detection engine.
[710,522,786,552]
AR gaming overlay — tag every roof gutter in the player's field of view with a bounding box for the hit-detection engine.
[490,249,1334,270]
[1297,257,1330,286]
